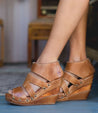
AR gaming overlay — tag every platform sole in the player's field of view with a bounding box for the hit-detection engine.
[5,93,58,106]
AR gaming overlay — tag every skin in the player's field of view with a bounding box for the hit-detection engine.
[9,0,89,95]
[37,0,89,63]
[69,6,88,62]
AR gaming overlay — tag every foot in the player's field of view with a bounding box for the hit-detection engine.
[6,61,63,105]
[8,73,47,96]
[8,59,57,96]
[58,58,95,101]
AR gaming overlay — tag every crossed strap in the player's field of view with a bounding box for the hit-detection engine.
[11,61,63,100]
[23,72,49,98]
[61,71,83,95]
[22,61,63,99]
[23,72,62,99]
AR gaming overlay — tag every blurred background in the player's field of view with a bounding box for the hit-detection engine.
[0,0,98,95]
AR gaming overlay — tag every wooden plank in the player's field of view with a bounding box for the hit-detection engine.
[41,6,57,10]
[0,19,3,26]
[0,60,3,67]
[29,18,54,25]
[31,36,49,40]
[38,0,42,18]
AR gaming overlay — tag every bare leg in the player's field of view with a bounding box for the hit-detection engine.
[69,5,88,62]
[37,0,89,63]
[59,7,89,88]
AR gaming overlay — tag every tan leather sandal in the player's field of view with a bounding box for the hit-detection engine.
[5,61,63,105]
[57,58,95,102]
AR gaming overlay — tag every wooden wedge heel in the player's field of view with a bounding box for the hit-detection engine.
[57,59,95,102]
[5,61,63,106]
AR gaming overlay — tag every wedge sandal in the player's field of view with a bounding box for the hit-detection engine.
[57,59,95,102]
[6,61,63,105]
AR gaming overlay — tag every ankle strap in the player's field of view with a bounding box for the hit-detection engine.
[65,59,95,78]
[31,61,63,81]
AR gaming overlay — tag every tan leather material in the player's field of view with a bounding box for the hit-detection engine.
[58,85,91,101]
[69,75,94,94]
[12,87,27,99]
[31,61,63,81]
[65,59,95,78]
[57,59,95,102]
[60,72,93,96]
[23,82,35,98]
[5,59,95,104]
[62,74,93,96]
[6,61,63,105]
[63,72,81,85]
[39,88,60,98]
[6,93,58,105]
[23,72,48,88]
[61,80,69,95]
[33,77,62,100]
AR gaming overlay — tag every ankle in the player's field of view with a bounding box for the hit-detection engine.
[69,56,87,62]
[32,60,63,81]
[37,56,58,64]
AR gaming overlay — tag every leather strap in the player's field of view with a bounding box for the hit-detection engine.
[61,80,69,95]
[65,59,95,78]
[33,77,62,99]
[22,61,63,98]
[63,72,80,85]
[12,87,26,98]
[31,61,63,81]
[23,72,48,88]
[23,82,35,98]
[60,59,95,96]
[9,61,63,102]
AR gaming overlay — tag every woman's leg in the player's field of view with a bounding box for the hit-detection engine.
[37,0,89,63]
[8,0,89,98]
[69,5,88,62]
[57,4,95,101]
[60,6,89,88]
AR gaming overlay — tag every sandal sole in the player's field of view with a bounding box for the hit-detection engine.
[5,93,58,106]
[57,84,91,102]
